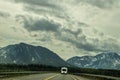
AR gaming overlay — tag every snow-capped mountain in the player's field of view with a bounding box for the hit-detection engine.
[0,43,69,67]
[67,52,120,69]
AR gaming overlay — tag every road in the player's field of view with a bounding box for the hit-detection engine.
[1,73,90,80]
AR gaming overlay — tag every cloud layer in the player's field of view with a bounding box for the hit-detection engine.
[0,0,120,59]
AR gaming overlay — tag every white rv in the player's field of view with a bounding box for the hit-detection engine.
[61,67,68,74]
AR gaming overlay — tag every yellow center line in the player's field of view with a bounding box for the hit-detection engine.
[71,76,78,80]
[44,74,59,80]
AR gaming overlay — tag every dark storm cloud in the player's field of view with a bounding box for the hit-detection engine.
[54,27,101,52]
[14,0,62,10]
[24,5,65,18]
[0,11,10,18]
[16,15,60,32]
[76,42,101,52]
[56,33,101,52]
[30,19,60,32]
[55,28,118,52]
[75,0,117,9]
[13,0,120,54]
[62,29,82,37]
[14,0,68,20]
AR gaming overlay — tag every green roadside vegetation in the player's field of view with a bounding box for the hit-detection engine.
[0,64,59,78]
[68,67,120,77]
[0,64,60,72]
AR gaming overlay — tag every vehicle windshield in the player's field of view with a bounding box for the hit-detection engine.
[62,69,67,71]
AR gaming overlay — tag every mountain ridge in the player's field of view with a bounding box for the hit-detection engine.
[0,43,70,67]
[67,52,120,69]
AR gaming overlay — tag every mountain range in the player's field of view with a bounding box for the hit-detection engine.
[0,43,120,69]
[67,52,120,69]
[0,43,69,67]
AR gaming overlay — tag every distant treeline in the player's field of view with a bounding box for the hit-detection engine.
[0,64,120,77]
[68,67,120,77]
[0,64,60,72]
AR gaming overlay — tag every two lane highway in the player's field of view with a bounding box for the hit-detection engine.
[47,74,89,80]
[1,73,89,80]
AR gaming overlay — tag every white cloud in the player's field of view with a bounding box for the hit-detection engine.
[0,0,120,59]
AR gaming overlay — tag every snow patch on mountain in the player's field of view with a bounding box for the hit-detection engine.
[0,43,70,67]
[67,52,120,69]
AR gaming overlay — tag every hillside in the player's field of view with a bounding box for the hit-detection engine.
[0,43,69,67]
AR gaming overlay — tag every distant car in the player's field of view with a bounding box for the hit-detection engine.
[61,67,68,74]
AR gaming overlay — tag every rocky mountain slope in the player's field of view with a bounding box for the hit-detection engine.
[67,52,120,69]
[0,43,69,67]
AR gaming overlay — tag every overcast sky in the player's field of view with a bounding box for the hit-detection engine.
[0,0,120,59]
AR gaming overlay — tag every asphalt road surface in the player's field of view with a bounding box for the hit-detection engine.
[1,73,90,80]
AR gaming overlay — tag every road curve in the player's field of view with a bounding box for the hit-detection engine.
[1,73,90,80]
